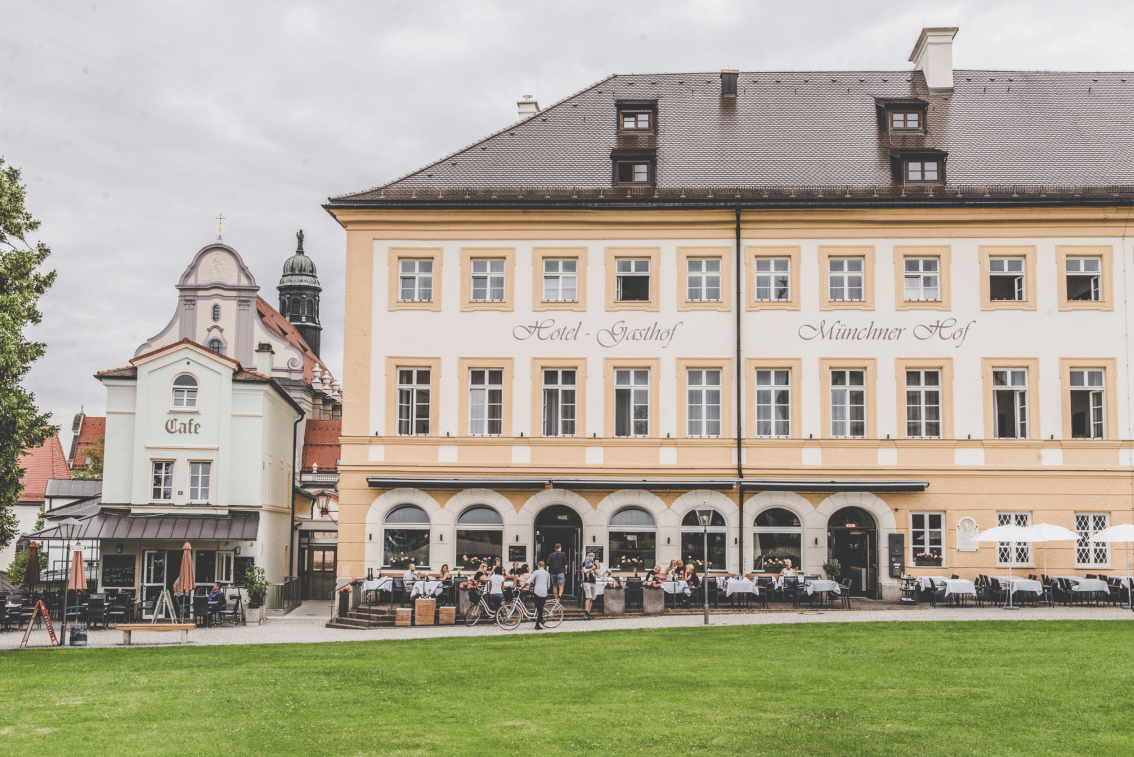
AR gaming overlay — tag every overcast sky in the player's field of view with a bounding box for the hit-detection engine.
[4,0,1134,453]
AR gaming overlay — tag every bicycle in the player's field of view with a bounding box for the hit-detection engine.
[495,590,563,630]
[463,586,499,627]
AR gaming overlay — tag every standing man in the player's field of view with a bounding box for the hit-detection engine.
[581,550,597,620]
[527,561,551,630]
[547,543,569,601]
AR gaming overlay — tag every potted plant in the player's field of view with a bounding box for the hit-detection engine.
[244,565,269,624]
[914,551,943,567]
[822,559,842,580]
[386,552,414,569]
[618,556,643,576]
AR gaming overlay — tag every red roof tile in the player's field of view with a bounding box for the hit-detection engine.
[256,297,334,386]
[71,416,105,470]
[302,419,341,472]
[20,434,70,502]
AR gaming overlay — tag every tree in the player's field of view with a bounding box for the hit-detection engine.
[4,507,45,585]
[71,435,105,480]
[0,158,57,550]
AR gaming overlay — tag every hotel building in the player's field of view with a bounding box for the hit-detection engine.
[325,28,1134,598]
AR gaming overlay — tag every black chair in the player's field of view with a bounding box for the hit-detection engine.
[624,577,643,610]
[782,577,801,608]
[390,577,407,607]
[218,592,244,626]
[929,579,948,608]
[192,596,211,627]
[838,579,853,609]
[2,596,23,631]
[755,577,772,608]
[107,596,130,627]
[86,596,107,630]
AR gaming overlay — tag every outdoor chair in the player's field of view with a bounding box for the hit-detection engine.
[390,577,407,607]
[107,596,130,627]
[624,578,643,609]
[2,596,22,631]
[838,579,852,609]
[192,595,211,627]
[1046,579,1070,607]
[782,577,801,608]
[86,596,107,630]
[951,574,960,580]
[218,592,244,626]
[988,578,1008,606]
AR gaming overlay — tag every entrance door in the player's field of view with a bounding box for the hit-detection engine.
[827,507,880,599]
[303,546,338,600]
[142,550,167,620]
[534,505,582,596]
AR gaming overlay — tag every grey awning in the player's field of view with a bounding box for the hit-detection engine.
[550,479,736,490]
[26,511,260,541]
[367,476,550,489]
[739,479,929,493]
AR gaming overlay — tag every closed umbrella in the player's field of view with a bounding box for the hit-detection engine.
[1089,523,1134,611]
[1027,523,1079,579]
[67,544,87,594]
[172,541,195,621]
[23,541,41,590]
[976,524,1039,609]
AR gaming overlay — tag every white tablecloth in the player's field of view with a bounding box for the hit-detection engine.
[942,579,977,598]
[410,580,444,598]
[362,577,392,594]
[804,579,841,595]
[916,576,950,591]
[661,581,690,595]
[1060,577,1110,593]
[1117,576,1134,590]
[995,576,1043,596]
[771,575,805,590]
[725,578,758,597]
[593,578,618,597]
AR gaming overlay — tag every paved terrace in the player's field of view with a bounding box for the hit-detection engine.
[6,600,1132,650]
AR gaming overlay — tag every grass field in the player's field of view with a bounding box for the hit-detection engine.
[1,620,1132,756]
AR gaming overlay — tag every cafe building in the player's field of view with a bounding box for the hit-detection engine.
[325,27,1134,599]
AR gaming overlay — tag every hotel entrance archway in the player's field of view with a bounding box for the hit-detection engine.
[827,507,879,599]
[534,505,581,596]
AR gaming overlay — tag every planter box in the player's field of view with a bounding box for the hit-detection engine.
[914,560,943,568]
[438,606,456,625]
[603,588,626,616]
[414,599,436,626]
[642,586,665,615]
[458,590,471,618]
[351,587,363,609]
[395,607,413,627]
[245,606,264,625]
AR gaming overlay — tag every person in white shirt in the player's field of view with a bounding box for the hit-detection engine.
[403,564,418,595]
[526,561,551,629]
[487,571,506,611]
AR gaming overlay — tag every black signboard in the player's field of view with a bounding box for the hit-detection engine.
[102,554,136,588]
[233,557,255,587]
[507,545,527,563]
[583,546,604,562]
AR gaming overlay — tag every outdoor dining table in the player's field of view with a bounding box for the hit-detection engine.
[915,576,949,591]
[410,580,444,599]
[661,581,690,594]
[1055,576,1109,593]
[1117,576,1134,590]
[994,576,1044,596]
[804,579,841,595]
[593,578,618,597]
[724,578,758,597]
[362,577,392,600]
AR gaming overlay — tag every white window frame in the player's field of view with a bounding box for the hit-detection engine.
[542,258,578,303]
[830,369,866,438]
[620,111,652,130]
[755,369,791,437]
[541,369,577,437]
[470,259,506,302]
[615,258,651,302]
[397,368,431,436]
[1075,512,1110,568]
[903,257,940,302]
[468,368,504,436]
[151,461,174,502]
[910,512,945,567]
[188,461,212,503]
[906,160,940,182]
[172,374,198,409]
[992,369,1028,439]
[754,257,791,302]
[890,111,921,131]
[905,369,942,439]
[614,369,650,437]
[399,259,434,302]
[686,258,722,302]
[1069,368,1105,440]
[989,257,1026,301]
[686,369,722,437]
[216,551,235,584]
[828,257,864,302]
[996,511,1032,567]
[1065,257,1101,302]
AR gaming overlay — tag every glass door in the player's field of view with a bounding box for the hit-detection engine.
[142,550,166,619]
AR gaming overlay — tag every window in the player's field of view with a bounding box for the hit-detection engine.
[172,374,198,409]
[615,259,650,302]
[680,509,727,571]
[542,369,576,437]
[189,462,212,502]
[211,304,220,321]
[992,369,1028,439]
[614,161,652,185]
[904,258,940,301]
[890,110,921,131]
[383,505,430,568]
[828,258,864,301]
[468,369,503,436]
[1065,257,1101,302]
[996,512,1031,566]
[905,370,942,438]
[830,369,866,438]
[470,259,505,302]
[686,369,722,437]
[399,259,433,302]
[615,369,650,437]
[755,369,790,437]
[542,259,578,302]
[686,258,721,302]
[397,369,431,436]
[1075,513,1109,568]
[194,550,217,585]
[216,551,234,584]
[620,111,652,130]
[910,513,944,566]
[755,258,791,301]
[608,507,657,571]
[151,461,173,501]
[905,160,940,183]
[456,506,504,571]
[753,508,802,572]
[208,339,222,353]
[1069,369,1105,439]
[989,257,1025,301]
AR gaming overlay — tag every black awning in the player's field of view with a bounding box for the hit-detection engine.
[739,479,929,493]
[367,476,550,490]
[549,479,736,491]
[27,511,260,541]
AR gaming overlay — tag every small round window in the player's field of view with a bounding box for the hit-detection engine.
[172,374,198,409]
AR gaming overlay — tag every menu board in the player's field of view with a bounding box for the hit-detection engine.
[102,554,136,588]
[233,557,255,587]
[507,545,527,563]
[584,546,604,562]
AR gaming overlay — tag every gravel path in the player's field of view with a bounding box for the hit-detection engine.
[5,600,1132,650]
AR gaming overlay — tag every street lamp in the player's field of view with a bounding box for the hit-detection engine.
[59,518,81,646]
[696,508,714,626]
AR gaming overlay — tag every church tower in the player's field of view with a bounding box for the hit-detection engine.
[278,230,322,357]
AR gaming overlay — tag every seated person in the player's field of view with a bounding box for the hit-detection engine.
[207,582,225,625]
[685,563,701,589]
[508,562,522,576]
[641,566,664,588]
[487,571,506,610]
[403,563,419,593]
[777,559,798,580]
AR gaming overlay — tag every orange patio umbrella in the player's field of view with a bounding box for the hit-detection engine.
[172,542,195,620]
[23,541,41,589]
[67,544,87,594]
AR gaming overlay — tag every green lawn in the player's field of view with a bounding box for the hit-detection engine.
[1,621,1132,756]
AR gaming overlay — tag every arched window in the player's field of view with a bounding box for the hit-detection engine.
[212,304,221,322]
[609,507,656,572]
[280,299,289,316]
[455,506,503,570]
[305,299,315,317]
[383,505,430,568]
[172,374,198,409]
[680,508,727,571]
[208,339,223,354]
[291,298,301,319]
[753,508,802,572]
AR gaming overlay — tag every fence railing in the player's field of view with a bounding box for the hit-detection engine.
[266,576,302,612]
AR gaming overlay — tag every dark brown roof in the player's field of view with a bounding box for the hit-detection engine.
[329,69,1134,207]
[28,511,259,542]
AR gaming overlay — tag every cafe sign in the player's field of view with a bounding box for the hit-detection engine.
[165,417,201,435]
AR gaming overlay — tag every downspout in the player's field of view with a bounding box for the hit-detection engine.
[735,207,744,575]
[290,413,305,584]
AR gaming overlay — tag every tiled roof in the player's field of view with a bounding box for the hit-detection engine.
[70,416,105,470]
[19,434,70,503]
[302,419,341,472]
[256,296,334,386]
[96,366,137,378]
[329,69,1134,206]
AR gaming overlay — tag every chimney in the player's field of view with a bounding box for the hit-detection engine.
[517,95,540,119]
[720,69,738,97]
[255,342,274,376]
[909,27,958,92]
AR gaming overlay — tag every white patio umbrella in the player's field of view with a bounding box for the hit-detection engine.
[1089,523,1134,611]
[1027,523,1079,579]
[976,524,1040,609]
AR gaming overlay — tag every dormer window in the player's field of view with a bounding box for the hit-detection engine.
[877,98,928,135]
[615,161,653,185]
[616,101,657,134]
[890,110,921,131]
[621,111,652,131]
[906,159,941,183]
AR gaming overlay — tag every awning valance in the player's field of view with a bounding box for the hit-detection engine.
[740,479,929,493]
[27,512,259,542]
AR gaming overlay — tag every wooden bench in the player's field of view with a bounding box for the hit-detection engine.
[117,623,195,646]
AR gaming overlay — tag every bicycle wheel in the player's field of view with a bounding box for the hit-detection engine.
[464,603,482,627]
[495,601,522,630]
[542,602,564,628]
